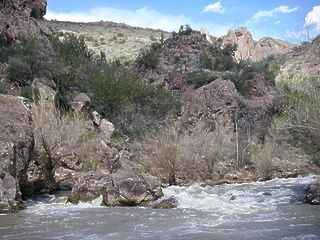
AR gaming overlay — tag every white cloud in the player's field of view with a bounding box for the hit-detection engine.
[45,6,232,37]
[275,21,281,25]
[252,5,298,21]
[201,2,225,14]
[46,7,191,32]
[305,6,320,30]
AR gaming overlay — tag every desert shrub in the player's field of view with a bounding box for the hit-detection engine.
[88,64,180,137]
[109,35,118,41]
[82,158,100,172]
[199,52,213,70]
[32,96,91,153]
[223,72,251,96]
[6,36,49,86]
[249,136,278,180]
[179,24,194,35]
[50,33,180,139]
[150,35,157,41]
[186,71,218,88]
[135,120,231,185]
[30,7,43,19]
[31,94,93,184]
[7,57,33,85]
[85,35,94,41]
[118,39,126,44]
[208,40,237,71]
[136,46,158,68]
[171,31,179,40]
[20,86,40,103]
[276,76,320,166]
[50,32,93,66]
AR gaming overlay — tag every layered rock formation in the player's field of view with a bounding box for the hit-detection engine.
[222,26,297,61]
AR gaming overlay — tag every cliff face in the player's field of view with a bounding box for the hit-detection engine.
[222,27,297,62]
[0,0,49,42]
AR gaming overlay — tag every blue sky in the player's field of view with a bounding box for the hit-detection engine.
[46,1,320,43]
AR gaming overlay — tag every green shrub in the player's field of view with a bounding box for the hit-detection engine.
[7,57,33,85]
[199,52,213,70]
[5,36,49,86]
[30,7,42,19]
[223,73,251,96]
[49,32,180,138]
[118,39,126,44]
[20,86,41,103]
[50,32,93,65]
[187,71,218,88]
[150,35,157,41]
[81,158,100,172]
[276,77,320,166]
[136,47,158,68]
[85,36,94,41]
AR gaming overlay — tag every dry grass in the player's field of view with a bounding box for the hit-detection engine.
[136,120,232,185]
[31,94,91,165]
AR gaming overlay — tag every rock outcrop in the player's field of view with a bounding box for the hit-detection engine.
[0,0,49,42]
[0,94,34,212]
[200,27,213,44]
[24,91,163,207]
[222,26,297,61]
[67,157,163,206]
[180,76,281,140]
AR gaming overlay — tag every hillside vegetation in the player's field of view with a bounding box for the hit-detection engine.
[45,20,171,62]
[1,22,319,187]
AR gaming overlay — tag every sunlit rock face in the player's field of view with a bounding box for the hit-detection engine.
[222,26,297,62]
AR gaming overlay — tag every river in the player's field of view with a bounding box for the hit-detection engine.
[0,175,319,240]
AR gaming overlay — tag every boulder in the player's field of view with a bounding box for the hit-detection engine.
[67,159,164,206]
[0,94,34,212]
[69,92,91,114]
[180,78,237,127]
[91,111,115,143]
[303,183,320,205]
[149,195,178,209]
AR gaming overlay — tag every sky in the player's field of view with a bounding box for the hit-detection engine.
[46,1,320,43]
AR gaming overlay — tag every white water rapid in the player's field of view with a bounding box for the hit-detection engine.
[0,175,319,240]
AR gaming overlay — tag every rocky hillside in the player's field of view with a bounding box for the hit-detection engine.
[45,20,171,61]
[1,0,319,213]
[46,21,296,63]
[276,37,320,84]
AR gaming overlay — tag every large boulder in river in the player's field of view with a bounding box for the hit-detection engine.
[0,94,34,212]
[68,157,164,206]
